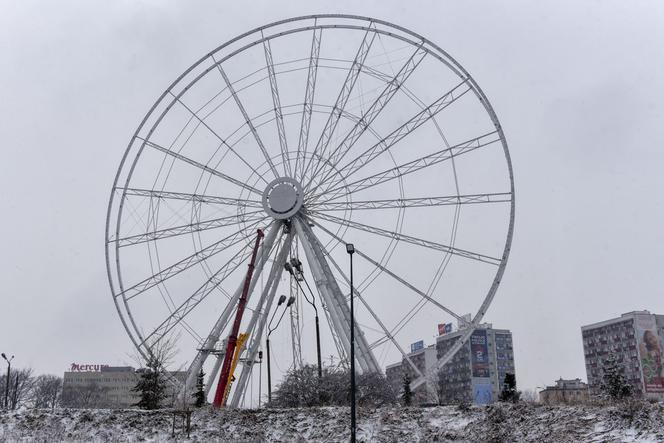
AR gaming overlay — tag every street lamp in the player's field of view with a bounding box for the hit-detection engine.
[1,353,14,410]
[285,258,323,378]
[258,350,263,408]
[345,243,356,443]
[266,295,295,403]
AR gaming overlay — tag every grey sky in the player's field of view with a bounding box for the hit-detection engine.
[1,0,663,397]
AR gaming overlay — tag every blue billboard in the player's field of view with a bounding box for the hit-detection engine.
[473,383,493,405]
[410,340,424,353]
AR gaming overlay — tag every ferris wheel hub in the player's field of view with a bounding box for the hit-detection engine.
[262,177,304,220]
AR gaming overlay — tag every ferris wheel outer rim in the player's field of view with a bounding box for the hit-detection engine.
[104,14,515,386]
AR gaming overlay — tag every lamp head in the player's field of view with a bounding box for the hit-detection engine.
[346,243,355,254]
[277,295,287,306]
[290,257,303,273]
[284,262,293,274]
[286,296,296,307]
[1,353,5,360]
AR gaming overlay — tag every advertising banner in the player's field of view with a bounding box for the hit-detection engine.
[635,314,664,393]
[471,329,490,378]
[410,340,424,353]
[438,323,454,335]
[473,382,493,405]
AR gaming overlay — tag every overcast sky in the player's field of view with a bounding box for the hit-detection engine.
[1,0,663,395]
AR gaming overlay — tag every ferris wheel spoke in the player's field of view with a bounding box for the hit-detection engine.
[300,26,377,184]
[320,240,425,379]
[212,59,280,179]
[139,244,253,348]
[139,137,263,196]
[115,210,267,247]
[316,81,472,194]
[166,93,271,186]
[262,36,291,177]
[311,130,501,205]
[305,42,428,194]
[312,219,466,322]
[121,219,263,301]
[311,212,501,266]
[295,26,322,181]
[308,192,512,212]
[121,187,263,209]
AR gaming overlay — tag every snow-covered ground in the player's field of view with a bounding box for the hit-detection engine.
[1,402,663,442]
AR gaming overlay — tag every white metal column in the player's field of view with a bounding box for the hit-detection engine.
[295,217,380,373]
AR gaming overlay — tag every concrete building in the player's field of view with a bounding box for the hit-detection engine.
[581,310,664,400]
[385,323,515,405]
[62,364,187,408]
[386,344,438,403]
[436,324,515,405]
[539,378,589,404]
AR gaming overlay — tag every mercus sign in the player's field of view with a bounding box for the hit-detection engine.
[70,363,109,372]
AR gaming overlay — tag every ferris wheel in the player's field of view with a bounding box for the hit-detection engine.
[105,14,514,407]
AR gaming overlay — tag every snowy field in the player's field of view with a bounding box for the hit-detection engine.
[1,402,663,442]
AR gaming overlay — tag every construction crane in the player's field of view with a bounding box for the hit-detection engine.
[212,229,264,408]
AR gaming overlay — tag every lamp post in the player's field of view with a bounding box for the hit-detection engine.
[285,258,322,378]
[258,350,263,408]
[266,295,295,403]
[345,243,356,443]
[1,353,13,410]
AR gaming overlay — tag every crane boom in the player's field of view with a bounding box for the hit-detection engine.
[212,229,264,408]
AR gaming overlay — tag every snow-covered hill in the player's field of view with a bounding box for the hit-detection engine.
[1,402,663,442]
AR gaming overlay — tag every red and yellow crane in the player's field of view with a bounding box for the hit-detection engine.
[212,229,264,408]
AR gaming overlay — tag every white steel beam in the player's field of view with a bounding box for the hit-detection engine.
[295,217,380,374]
[296,218,351,365]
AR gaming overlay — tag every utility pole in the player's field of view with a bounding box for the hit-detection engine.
[346,243,356,443]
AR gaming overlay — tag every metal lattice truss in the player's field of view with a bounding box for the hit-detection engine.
[106,15,514,407]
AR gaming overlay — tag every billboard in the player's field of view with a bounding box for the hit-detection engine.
[438,323,453,335]
[635,315,664,393]
[410,340,424,353]
[471,329,490,378]
[473,382,493,405]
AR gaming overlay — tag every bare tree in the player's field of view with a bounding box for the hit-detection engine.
[32,375,63,410]
[61,382,110,408]
[270,364,397,408]
[0,368,34,410]
[520,389,539,403]
[356,370,398,407]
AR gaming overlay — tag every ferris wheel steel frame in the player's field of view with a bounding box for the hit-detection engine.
[105,14,515,405]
